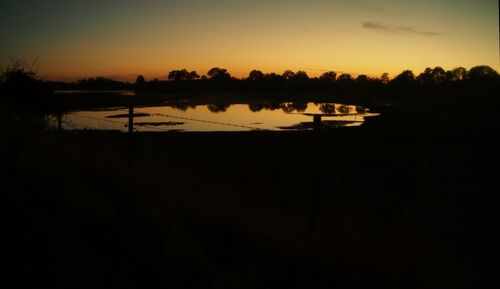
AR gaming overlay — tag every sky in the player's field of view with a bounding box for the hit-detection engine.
[1,0,499,81]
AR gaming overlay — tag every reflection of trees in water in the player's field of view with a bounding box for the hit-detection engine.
[250,102,360,114]
[264,103,282,111]
[356,106,367,114]
[171,104,197,111]
[281,103,296,113]
[207,104,231,113]
[291,102,308,112]
[319,103,336,114]
[248,104,265,112]
[250,103,307,113]
[338,105,352,114]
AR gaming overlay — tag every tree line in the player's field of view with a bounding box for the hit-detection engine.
[2,60,499,95]
[132,65,499,94]
[137,65,499,84]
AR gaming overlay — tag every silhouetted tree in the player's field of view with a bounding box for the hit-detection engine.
[207,67,231,81]
[294,71,309,81]
[1,58,52,119]
[189,71,200,80]
[417,68,433,84]
[168,69,199,81]
[356,75,369,83]
[135,75,145,92]
[75,77,129,90]
[390,70,416,93]
[168,69,186,81]
[247,70,265,81]
[432,67,447,84]
[282,70,296,80]
[337,73,354,83]
[467,65,499,82]
[392,70,415,83]
[446,67,467,82]
[136,75,145,84]
[264,73,283,81]
[1,60,38,92]
[417,67,446,85]
[380,73,390,84]
[319,71,337,81]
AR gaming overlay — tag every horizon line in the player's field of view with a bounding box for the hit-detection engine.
[37,64,499,82]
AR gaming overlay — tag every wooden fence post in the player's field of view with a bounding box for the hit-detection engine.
[128,100,134,134]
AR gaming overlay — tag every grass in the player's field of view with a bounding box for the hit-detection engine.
[2,113,497,288]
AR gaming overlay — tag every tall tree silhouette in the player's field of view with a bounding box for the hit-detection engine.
[380,73,390,84]
[282,70,296,80]
[247,70,265,81]
[1,59,51,117]
[135,75,145,92]
[467,65,499,81]
[392,70,415,83]
[188,71,200,80]
[207,67,231,81]
[135,75,145,84]
[356,74,369,83]
[168,69,199,81]
[294,71,309,81]
[446,67,467,82]
[417,67,446,85]
[319,71,337,81]
[337,73,354,83]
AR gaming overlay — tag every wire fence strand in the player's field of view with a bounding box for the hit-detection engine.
[135,110,265,131]
[61,108,267,132]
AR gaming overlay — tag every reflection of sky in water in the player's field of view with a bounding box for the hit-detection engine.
[57,103,379,132]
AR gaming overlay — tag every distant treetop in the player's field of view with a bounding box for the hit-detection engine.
[207,67,231,81]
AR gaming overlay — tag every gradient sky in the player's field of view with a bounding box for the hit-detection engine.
[1,0,498,81]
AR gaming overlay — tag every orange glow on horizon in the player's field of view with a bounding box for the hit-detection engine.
[4,0,498,82]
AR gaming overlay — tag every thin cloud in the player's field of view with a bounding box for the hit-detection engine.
[363,21,441,36]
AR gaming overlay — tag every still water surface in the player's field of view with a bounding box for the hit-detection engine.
[58,102,379,132]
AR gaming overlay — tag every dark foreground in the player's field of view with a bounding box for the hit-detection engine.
[1,117,497,288]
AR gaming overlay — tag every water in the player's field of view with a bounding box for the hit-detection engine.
[57,102,379,132]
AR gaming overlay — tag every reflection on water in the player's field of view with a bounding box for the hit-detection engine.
[319,103,336,114]
[55,90,136,96]
[207,104,231,113]
[55,102,379,132]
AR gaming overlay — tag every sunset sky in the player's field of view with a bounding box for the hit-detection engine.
[1,0,498,81]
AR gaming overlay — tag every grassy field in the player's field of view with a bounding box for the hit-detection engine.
[2,108,497,288]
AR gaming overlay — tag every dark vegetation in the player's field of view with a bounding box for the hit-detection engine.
[38,65,500,98]
[1,60,498,288]
[23,64,500,117]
